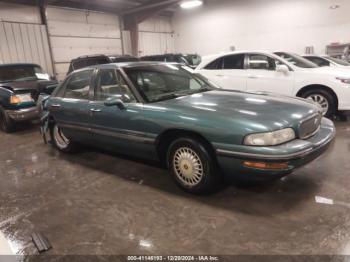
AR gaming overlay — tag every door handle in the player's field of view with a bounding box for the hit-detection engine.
[215,74,225,77]
[51,104,61,108]
[90,108,102,113]
[248,75,259,79]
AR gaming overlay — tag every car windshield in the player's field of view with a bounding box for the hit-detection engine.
[0,65,49,83]
[326,56,350,66]
[124,64,215,103]
[275,52,318,68]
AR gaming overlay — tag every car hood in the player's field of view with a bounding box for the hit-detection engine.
[156,90,320,133]
[0,79,57,92]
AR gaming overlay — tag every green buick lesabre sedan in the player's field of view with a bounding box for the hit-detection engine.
[41,62,336,194]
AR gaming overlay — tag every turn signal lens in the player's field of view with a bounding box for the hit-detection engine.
[10,95,21,104]
[243,161,289,170]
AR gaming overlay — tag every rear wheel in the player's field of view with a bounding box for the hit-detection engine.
[0,107,15,133]
[167,137,222,194]
[301,89,336,118]
[50,123,77,152]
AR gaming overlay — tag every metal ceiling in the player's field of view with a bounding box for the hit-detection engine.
[0,0,178,15]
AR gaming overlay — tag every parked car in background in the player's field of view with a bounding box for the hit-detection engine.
[0,63,57,132]
[40,62,335,194]
[196,50,350,117]
[140,53,201,69]
[303,55,350,68]
[67,54,139,74]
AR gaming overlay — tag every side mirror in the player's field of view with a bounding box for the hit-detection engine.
[276,64,289,74]
[104,98,126,110]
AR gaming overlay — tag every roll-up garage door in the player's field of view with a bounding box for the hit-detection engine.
[0,21,54,75]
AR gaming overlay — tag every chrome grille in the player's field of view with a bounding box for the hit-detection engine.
[299,114,322,139]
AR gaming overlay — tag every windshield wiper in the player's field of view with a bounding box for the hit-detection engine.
[151,93,182,102]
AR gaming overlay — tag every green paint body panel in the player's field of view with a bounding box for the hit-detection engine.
[45,63,336,182]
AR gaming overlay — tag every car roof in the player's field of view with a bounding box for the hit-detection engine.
[79,61,179,70]
[141,53,199,58]
[0,63,41,68]
[71,54,135,61]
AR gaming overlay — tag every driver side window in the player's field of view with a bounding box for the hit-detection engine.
[62,69,93,100]
[95,69,136,103]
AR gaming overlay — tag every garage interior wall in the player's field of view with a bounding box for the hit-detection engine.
[46,7,123,80]
[0,2,54,75]
[0,2,175,80]
[138,16,175,57]
[173,0,350,56]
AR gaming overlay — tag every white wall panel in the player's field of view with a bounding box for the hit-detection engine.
[48,21,121,38]
[46,7,122,80]
[173,0,350,56]
[138,16,175,56]
[0,22,53,75]
[139,16,173,33]
[0,2,41,24]
[139,32,175,56]
[51,37,122,62]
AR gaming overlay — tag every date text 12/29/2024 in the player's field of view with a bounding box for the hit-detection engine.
[127,256,220,261]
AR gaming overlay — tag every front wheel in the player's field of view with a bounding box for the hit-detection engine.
[50,123,77,153]
[302,89,336,118]
[167,137,223,195]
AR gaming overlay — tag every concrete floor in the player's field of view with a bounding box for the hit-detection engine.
[0,121,349,257]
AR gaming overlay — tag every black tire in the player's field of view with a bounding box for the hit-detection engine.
[301,89,336,118]
[50,123,77,153]
[167,137,223,195]
[0,106,15,133]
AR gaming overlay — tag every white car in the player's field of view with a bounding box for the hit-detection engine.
[303,55,350,69]
[196,51,350,117]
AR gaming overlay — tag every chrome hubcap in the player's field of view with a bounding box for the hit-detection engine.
[307,94,329,115]
[53,125,70,149]
[173,147,203,186]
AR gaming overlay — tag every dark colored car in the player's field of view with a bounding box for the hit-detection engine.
[41,62,335,194]
[67,54,139,74]
[140,54,201,69]
[0,63,57,132]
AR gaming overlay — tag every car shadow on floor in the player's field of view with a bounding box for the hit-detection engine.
[55,144,320,217]
[11,122,40,135]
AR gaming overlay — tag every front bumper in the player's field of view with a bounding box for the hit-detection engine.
[6,106,40,122]
[215,118,336,182]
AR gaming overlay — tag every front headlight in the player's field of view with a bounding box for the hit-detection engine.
[336,77,350,84]
[10,93,34,104]
[244,128,296,146]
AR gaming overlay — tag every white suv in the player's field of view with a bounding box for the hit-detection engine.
[196,51,350,117]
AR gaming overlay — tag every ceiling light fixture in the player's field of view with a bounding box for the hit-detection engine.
[330,5,340,9]
[180,0,203,9]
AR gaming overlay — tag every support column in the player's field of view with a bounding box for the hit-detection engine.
[37,0,57,78]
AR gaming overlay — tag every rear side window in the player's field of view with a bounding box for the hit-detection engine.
[223,54,245,69]
[62,69,93,100]
[204,57,223,70]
